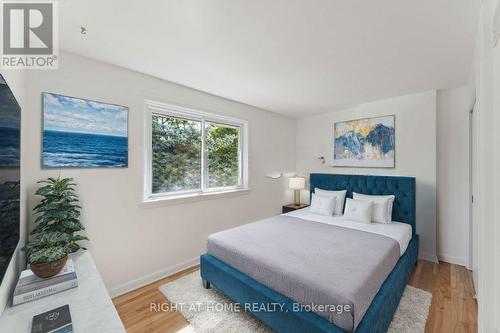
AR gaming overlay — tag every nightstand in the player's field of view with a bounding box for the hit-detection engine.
[282,203,309,214]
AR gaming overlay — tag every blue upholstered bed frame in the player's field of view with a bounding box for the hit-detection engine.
[200,174,418,333]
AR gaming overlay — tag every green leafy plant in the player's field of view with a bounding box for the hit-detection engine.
[23,232,71,265]
[23,177,88,265]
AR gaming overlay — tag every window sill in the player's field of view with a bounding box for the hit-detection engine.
[140,188,251,208]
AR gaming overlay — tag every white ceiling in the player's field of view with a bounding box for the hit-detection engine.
[60,0,480,117]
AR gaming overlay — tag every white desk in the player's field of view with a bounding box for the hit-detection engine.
[0,251,126,332]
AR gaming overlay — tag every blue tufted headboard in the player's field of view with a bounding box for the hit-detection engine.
[310,173,416,235]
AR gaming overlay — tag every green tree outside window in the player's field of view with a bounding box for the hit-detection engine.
[151,114,240,194]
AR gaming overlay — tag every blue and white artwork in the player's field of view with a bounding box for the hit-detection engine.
[42,93,128,168]
[333,115,395,168]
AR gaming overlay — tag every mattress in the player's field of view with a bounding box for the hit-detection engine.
[284,207,413,255]
[207,215,401,332]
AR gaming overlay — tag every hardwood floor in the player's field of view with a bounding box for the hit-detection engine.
[409,260,477,333]
[113,260,477,333]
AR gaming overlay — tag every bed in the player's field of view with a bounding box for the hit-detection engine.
[200,174,418,333]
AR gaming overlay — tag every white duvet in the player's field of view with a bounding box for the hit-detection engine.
[284,207,412,256]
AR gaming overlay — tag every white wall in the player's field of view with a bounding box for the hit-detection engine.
[295,91,437,262]
[22,52,296,296]
[436,85,474,266]
[474,0,500,330]
[0,70,27,315]
[492,6,500,328]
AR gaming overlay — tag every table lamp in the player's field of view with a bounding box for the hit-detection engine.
[289,177,305,206]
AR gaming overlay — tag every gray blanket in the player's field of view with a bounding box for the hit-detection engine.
[207,215,400,332]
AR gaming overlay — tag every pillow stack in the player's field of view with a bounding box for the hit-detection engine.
[310,193,336,216]
[353,192,395,223]
[314,188,347,216]
[309,188,396,224]
[310,188,347,216]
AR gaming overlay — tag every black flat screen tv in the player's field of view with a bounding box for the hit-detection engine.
[0,74,21,284]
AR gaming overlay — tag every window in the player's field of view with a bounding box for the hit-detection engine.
[205,121,240,188]
[144,100,248,202]
[151,114,202,193]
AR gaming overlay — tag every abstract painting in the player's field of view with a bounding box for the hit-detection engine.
[333,115,395,167]
[42,93,128,168]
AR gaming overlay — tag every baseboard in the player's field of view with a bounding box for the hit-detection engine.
[437,253,466,266]
[418,251,439,263]
[108,256,200,298]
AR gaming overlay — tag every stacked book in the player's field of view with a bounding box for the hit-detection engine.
[32,304,73,333]
[13,259,78,306]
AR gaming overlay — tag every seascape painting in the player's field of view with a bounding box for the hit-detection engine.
[42,93,128,168]
[0,76,20,168]
[333,115,395,168]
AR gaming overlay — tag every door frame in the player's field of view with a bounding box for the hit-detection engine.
[468,100,478,293]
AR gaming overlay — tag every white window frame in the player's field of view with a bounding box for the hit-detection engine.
[143,99,249,205]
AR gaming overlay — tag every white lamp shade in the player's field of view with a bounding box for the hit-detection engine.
[289,177,305,190]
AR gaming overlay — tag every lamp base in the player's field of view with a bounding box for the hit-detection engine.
[294,190,301,206]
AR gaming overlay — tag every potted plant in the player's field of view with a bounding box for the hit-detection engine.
[23,232,72,278]
[23,178,88,278]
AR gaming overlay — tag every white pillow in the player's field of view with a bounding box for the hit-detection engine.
[310,194,336,216]
[314,188,347,216]
[343,198,373,224]
[353,192,395,223]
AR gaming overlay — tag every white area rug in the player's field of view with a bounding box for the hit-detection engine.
[159,272,432,333]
